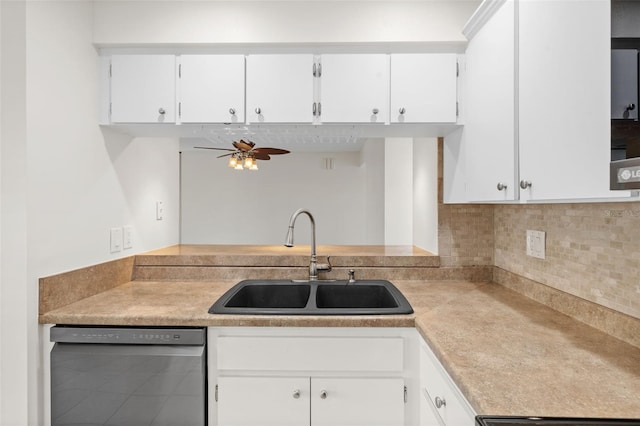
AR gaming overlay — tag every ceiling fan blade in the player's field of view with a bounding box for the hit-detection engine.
[253,152,271,161]
[253,147,290,155]
[194,146,236,151]
[216,153,234,158]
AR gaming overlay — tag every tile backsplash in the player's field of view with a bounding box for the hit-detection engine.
[437,139,640,321]
[494,203,640,320]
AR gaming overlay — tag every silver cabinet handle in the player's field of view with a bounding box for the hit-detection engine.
[255,107,261,115]
[229,108,236,115]
[435,396,446,408]
[399,107,406,115]
[293,390,300,399]
[320,390,327,399]
[497,183,507,191]
[313,63,317,77]
[372,108,379,115]
[627,103,636,111]
[158,108,166,115]
[313,103,317,116]
[519,180,532,189]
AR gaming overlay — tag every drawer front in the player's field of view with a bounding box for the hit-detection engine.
[217,336,404,372]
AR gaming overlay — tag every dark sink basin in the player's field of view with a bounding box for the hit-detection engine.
[209,279,413,315]
[224,283,311,309]
[316,284,399,309]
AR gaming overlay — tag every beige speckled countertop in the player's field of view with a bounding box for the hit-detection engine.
[40,277,640,418]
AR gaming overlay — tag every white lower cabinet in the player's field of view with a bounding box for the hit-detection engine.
[209,327,474,426]
[419,339,475,426]
[218,376,405,426]
[209,327,414,426]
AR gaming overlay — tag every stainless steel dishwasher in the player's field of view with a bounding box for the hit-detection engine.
[50,326,207,426]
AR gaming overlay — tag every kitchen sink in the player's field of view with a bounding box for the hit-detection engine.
[209,279,413,315]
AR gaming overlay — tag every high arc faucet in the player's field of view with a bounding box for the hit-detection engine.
[284,208,332,281]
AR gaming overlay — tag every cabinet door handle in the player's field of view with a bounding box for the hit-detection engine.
[229,108,236,115]
[435,396,446,408]
[372,108,379,115]
[320,390,327,399]
[496,183,507,191]
[313,103,317,116]
[627,103,636,111]
[158,108,166,115]
[399,107,406,115]
[293,390,300,399]
[255,107,261,115]
[519,180,532,189]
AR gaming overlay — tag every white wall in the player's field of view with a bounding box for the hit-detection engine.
[361,139,385,244]
[181,149,382,245]
[93,1,479,47]
[1,1,29,424]
[0,2,181,424]
[384,138,413,245]
[412,138,438,253]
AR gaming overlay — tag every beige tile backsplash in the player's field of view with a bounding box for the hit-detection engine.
[494,202,640,320]
[436,138,640,321]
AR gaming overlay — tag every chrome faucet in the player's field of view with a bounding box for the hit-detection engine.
[284,208,332,281]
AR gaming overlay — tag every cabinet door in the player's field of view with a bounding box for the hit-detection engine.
[518,0,615,200]
[390,54,457,123]
[217,376,309,426]
[463,0,516,202]
[320,54,389,123]
[110,55,176,123]
[179,55,245,123]
[246,54,315,123]
[420,342,476,426]
[311,377,405,426]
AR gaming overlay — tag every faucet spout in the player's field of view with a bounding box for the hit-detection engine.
[284,208,330,281]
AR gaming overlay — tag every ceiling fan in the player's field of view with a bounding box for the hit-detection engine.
[195,140,290,170]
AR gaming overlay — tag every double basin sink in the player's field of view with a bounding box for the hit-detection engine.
[209,279,414,315]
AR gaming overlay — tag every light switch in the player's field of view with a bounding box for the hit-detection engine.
[123,226,133,250]
[110,228,123,253]
[526,230,546,259]
[156,201,164,221]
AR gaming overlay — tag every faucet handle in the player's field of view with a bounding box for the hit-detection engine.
[317,256,332,273]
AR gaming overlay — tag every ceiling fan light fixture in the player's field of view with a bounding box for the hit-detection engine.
[249,162,259,171]
[228,155,238,168]
[244,156,254,169]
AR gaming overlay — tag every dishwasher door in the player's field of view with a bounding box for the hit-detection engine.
[51,331,206,426]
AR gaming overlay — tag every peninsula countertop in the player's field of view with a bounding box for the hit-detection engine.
[39,277,640,419]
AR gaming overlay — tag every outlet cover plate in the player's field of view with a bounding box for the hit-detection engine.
[526,230,546,259]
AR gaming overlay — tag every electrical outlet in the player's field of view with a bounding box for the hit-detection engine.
[110,228,123,253]
[526,230,546,259]
[123,226,133,250]
[156,201,164,221]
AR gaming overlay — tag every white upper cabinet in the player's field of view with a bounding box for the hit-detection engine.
[390,54,458,124]
[178,55,245,124]
[110,55,176,123]
[463,0,516,202]
[518,0,613,201]
[246,54,315,123]
[451,0,620,203]
[319,54,390,123]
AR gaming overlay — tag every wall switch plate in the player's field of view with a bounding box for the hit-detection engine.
[123,226,133,250]
[110,227,123,253]
[156,201,164,221]
[526,230,546,259]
